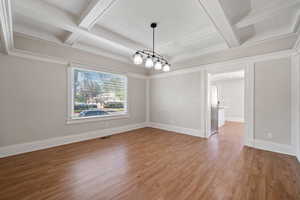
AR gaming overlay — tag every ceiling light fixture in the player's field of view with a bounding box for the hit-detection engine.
[132,23,170,72]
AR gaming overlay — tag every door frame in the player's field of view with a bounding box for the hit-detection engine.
[202,63,255,147]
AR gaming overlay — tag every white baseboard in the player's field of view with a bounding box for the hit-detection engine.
[1,122,297,162]
[226,117,245,123]
[148,122,204,138]
[250,139,295,156]
[0,123,147,158]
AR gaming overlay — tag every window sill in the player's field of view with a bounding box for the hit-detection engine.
[66,114,130,125]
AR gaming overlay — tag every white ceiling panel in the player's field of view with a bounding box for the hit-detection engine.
[251,0,296,11]
[96,0,216,47]
[220,0,251,24]
[7,0,300,67]
[13,13,68,43]
[42,0,91,17]
[253,11,297,40]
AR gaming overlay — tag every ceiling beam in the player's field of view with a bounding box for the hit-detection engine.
[236,1,300,29]
[0,0,13,54]
[14,0,138,55]
[65,0,117,45]
[197,0,240,48]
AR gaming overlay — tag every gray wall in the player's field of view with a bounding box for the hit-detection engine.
[255,58,291,145]
[150,58,292,146]
[0,54,146,147]
[150,72,203,131]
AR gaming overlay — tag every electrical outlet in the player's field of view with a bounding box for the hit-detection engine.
[266,132,273,139]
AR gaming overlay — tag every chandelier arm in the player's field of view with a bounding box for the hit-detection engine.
[136,50,168,64]
[153,25,155,56]
[133,22,170,71]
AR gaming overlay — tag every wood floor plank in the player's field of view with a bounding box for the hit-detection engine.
[0,122,299,200]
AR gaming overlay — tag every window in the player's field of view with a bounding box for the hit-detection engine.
[69,67,127,120]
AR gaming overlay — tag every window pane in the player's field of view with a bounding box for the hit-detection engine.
[72,68,127,118]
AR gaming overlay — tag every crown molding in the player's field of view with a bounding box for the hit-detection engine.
[7,46,293,81]
[127,72,148,79]
[70,61,148,79]
[14,31,132,65]
[243,32,297,47]
[170,31,296,65]
[6,47,148,79]
[0,0,13,54]
[8,48,68,65]
[150,49,294,79]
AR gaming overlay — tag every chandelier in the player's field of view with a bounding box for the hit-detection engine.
[132,23,170,72]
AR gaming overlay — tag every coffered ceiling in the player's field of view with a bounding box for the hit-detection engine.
[1,0,300,68]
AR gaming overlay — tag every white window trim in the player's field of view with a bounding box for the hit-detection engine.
[66,65,129,124]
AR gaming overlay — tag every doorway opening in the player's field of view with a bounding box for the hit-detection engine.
[204,64,254,147]
[210,71,245,143]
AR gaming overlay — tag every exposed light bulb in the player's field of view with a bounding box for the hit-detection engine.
[163,64,170,72]
[154,61,162,70]
[133,53,143,65]
[145,56,154,68]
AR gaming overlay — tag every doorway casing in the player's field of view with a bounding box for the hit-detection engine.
[202,63,255,147]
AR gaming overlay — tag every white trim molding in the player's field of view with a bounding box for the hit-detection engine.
[0,0,14,54]
[148,122,205,138]
[204,62,254,146]
[6,48,148,79]
[67,66,129,124]
[0,123,147,158]
[13,0,136,55]
[197,0,240,47]
[65,0,118,45]
[150,49,293,79]
[9,48,68,65]
[226,117,245,123]
[291,54,300,162]
[66,114,130,125]
[244,62,255,147]
[251,139,295,156]
[146,79,150,123]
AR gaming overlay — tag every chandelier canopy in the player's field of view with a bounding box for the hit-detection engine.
[132,23,170,72]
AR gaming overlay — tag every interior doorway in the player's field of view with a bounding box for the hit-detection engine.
[210,70,245,138]
[204,63,254,146]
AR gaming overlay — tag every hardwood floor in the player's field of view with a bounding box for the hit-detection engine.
[0,122,299,200]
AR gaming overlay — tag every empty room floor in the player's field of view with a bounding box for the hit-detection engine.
[0,123,299,200]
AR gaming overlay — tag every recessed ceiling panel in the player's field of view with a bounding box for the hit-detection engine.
[253,11,297,39]
[96,0,216,48]
[41,0,91,17]
[160,33,225,55]
[13,13,68,43]
[220,0,251,24]
[251,0,295,11]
